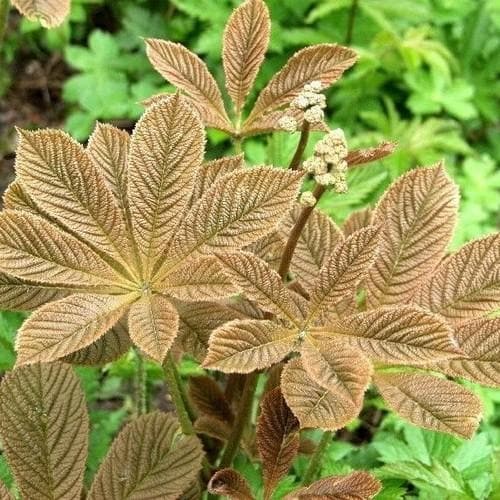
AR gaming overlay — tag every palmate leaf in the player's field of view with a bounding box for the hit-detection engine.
[256,388,299,499]
[146,40,233,132]
[365,165,458,308]
[0,362,88,499]
[374,372,482,439]
[189,376,234,423]
[223,0,270,114]
[11,0,70,28]
[204,319,297,373]
[2,179,39,213]
[88,412,204,499]
[415,233,500,324]
[287,471,381,500]
[0,481,12,500]
[208,469,254,500]
[342,207,373,237]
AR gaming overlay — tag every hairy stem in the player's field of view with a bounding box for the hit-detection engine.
[289,121,310,170]
[134,349,147,415]
[345,0,359,45]
[163,354,195,435]
[278,184,326,279]
[0,0,9,47]
[219,371,258,468]
[233,136,243,154]
[302,431,333,485]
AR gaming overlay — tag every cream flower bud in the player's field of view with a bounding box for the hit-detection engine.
[302,156,326,174]
[299,191,317,207]
[315,173,336,186]
[291,94,310,110]
[304,80,323,93]
[335,179,348,193]
[278,115,298,132]
[304,105,325,124]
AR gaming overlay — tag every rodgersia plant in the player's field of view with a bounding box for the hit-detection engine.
[0,0,499,499]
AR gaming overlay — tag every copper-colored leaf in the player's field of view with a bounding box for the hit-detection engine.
[162,256,237,301]
[189,376,234,423]
[146,39,232,131]
[88,412,204,499]
[244,44,357,129]
[308,226,379,320]
[281,358,361,431]
[300,338,372,404]
[415,234,500,324]
[281,205,344,292]
[190,156,244,206]
[0,271,66,311]
[127,95,205,276]
[2,179,39,214]
[15,129,133,266]
[194,415,232,442]
[342,208,373,237]
[365,165,458,307]
[87,123,130,214]
[204,319,296,373]
[257,388,299,498]
[62,320,131,366]
[128,294,179,362]
[288,471,381,500]
[0,211,124,288]
[166,167,303,266]
[0,481,12,500]
[346,141,396,167]
[217,252,305,325]
[0,362,88,499]
[315,306,460,364]
[244,230,285,270]
[432,317,500,388]
[208,469,254,500]
[11,0,70,27]
[223,0,270,113]
[374,372,482,438]
[16,293,135,365]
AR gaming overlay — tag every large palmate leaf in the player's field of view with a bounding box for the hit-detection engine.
[415,233,500,323]
[366,165,458,307]
[257,388,299,499]
[223,0,270,114]
[11,0,70,27]
[0,362,88,499]
[204,319,297,373]
[280,205,344,292]
[88,412,203,499]
[208,469,253,500]
[16,293,136,365]
[146,40,232,131]
[314,306,460,364]
[244,44,357,129]
[374,372,482,438]
[127,94,204,276]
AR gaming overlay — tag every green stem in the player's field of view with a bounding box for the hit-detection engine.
[219,372,258,468]
[0,0,9,48]
[289,121,310,170]
[233,136,243,154]
[163,354,195,435]
[345,0,359,45]
[302,431,333,485]
[134,349,147,415]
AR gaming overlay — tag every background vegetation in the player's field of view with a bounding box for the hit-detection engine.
[0,0,499,498]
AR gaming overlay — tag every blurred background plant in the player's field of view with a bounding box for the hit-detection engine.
[0,0,499,498]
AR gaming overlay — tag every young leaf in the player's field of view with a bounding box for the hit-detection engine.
[189,375,234,423]
[281,358,361,431]
[257,388,299,499]
[128,294,179,363]
[342,207,373,237]
[217,251,305,325]
[194,415,232,442]
[374,372,482,438]
[88,412,203,499]
[11,0,70,28]
[16,293,135,365]
[288,471,381,499]
[208,469,254,500]
[146,39,233,131]
[127,95,205,276]
[0,362,88,499]
[314,306,460,364]
[15,129,133,266]
[432,317,500,388]
[223,0,270,114]
[280,205,344,292]
[345,141,396,167]
[244,44,357,128]
[415,233,500,324]
[308,226,379,320]
[365,165,458,307]
[204,319,296,373]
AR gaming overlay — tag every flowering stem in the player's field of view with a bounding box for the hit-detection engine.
[289,121,310,170]
[278,184,326,279]
[345,0,359,45]
[302,431,333,485]
[134,349,147,415]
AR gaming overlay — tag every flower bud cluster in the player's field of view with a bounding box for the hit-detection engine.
[299,190,317,207]
[302,128,349,193]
